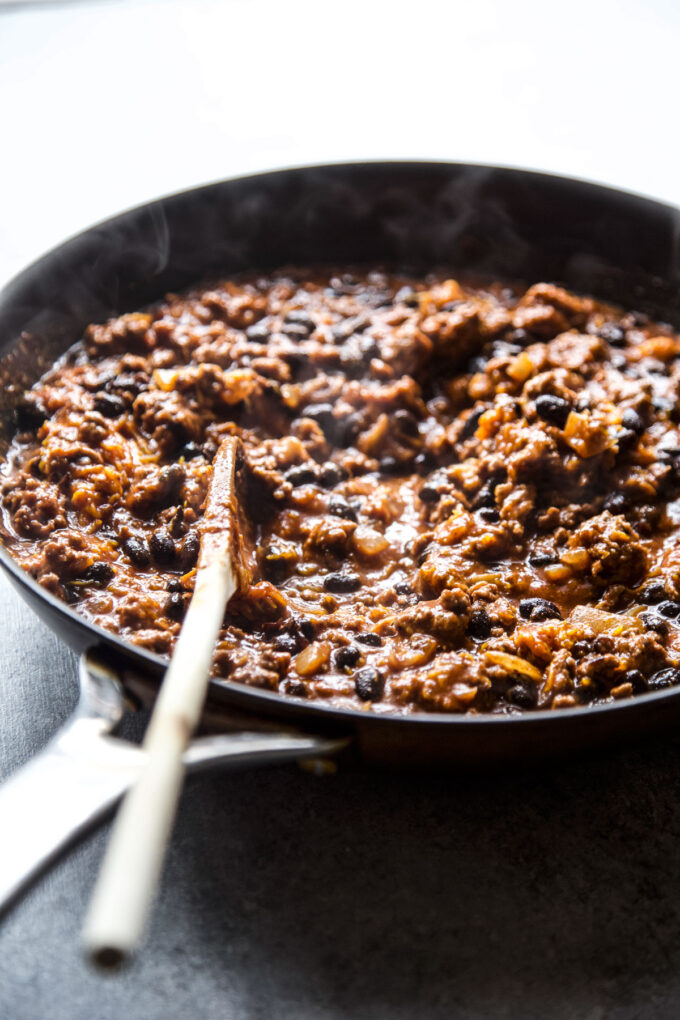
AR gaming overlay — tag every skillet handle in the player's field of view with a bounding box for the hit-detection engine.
[0,649,348,917]
[0,725,346,918]
[0,724,141,916]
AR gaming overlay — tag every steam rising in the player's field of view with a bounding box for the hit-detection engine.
[1,161,679,449]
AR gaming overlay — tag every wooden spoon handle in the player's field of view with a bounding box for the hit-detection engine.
[83,439,240,966]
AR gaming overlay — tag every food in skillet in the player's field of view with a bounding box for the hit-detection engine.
[2,269,680,714]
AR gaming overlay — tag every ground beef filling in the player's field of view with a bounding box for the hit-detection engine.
[3,269,680,715]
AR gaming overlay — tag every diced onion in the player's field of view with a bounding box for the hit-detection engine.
[295,641,331,676]
[484,650,542,681]
[388,635,437,668]
[566,605,642,634]
[353,525,389,558]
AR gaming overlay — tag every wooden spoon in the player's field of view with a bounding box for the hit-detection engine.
[83,436,251,966]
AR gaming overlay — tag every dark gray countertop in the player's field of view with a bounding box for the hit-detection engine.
[2,572,680,1019]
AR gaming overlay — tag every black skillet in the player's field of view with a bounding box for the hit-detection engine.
[2,161,680,772]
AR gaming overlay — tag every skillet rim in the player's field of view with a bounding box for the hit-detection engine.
[2,155,678,303]
[2,157,680,733]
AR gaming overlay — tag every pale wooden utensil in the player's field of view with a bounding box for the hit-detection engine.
[83,436,249,966]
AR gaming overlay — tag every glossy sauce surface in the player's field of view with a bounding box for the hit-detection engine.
[3,270,680,714]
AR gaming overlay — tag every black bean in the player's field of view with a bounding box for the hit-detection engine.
[529,551,558,567]
[395,582,412,595]
[338,412,363,448]
[293,617,316,643]
[334,645,361,669]
[414,451,436,475]
[575,680,596,703]
[281,351,305,372]
[330,321,353,344]
[467,608,492,640]
[167,578,184,592]
[658,444,680,466]
[648,667,680,690]
[356,632,383,647]
[490,341,522,358]
[478,508,500,523]
[472,482,496,509]
[598,322,626,347]
[274,633,301,655]
[603,492,628,514]
[358,336,380,362]
[354,667,385,702]
[640,611,669,637]
[280,323,310,340]
[285,464,318,487]
[504,328,532,347]
[519,598,562,622]
[245,320,271,341]
[460,407,485,440]
[303,403,337,440]
[94,392,126,418]
[662,463,680,493]
[379,456,401,475]
[284,310,315,332]
[571,640,590,658]
[653,396,674,415]
[639,581,667,604]
[418,485,440,504]
[336,345,365,373]
[507,683,537,709]
[180,532,199,569]
[180,442,204,460]
[338,350,366,377]
[617,428,638,453]
[170,506,185,537]
[625,669,647,693]
[394,409,419,437]
[282,678,307,698]
[14,395,47,431]
[395,286,419,306]
[122,535,150,567]
[324,572,361,593]
[534,394,572,429]
[331,315,369,343]
[149,529,176,564]
[108,371,147,396]
[154,464,185,510]
[621,407,644,433]
[318,462,345,488]
[165,420,190,447]
[657,600,680,618]
[164,592,186,621]
[163,463,185,487]
[329,499,357,521]
[85,562,115,586]
[262,542,297,581]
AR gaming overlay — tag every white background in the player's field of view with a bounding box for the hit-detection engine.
[1,0,679,285]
